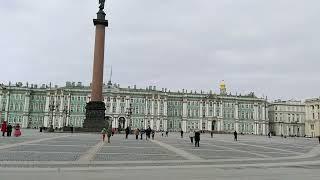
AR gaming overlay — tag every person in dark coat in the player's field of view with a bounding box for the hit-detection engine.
[125,127,130,139]
[6,123,13,137]
[140,129,144,140]
[151,130,155,140]
[165,131,169,137]
[180,130,184,138]
[194,131,200,147]
[146,127,151,140]
[318,136,320,144]
[211,131,213,138]
[234,131,238,141]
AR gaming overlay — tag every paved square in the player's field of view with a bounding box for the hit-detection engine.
[1,129,320,179]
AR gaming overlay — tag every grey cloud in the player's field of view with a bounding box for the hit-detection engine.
[0,0,320,100]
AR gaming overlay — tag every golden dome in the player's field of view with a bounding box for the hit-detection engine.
[220,80,226,88]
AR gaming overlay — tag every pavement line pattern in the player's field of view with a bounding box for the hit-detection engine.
[202,143,271,158]
[77,141,105,162]
[215,139,303,155]
[0,135,71,150]
[104,146,161,149]
[25,144,95,147]
[151,139,203,160]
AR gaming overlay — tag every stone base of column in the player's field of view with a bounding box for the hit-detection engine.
[82,101,107,132]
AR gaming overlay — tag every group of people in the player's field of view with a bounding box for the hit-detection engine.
[1,121,21,137]
[188,130,201,147]
[101,127,112,143]
[133,127,155,140]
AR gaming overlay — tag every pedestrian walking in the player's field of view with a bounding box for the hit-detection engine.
[268,132,271,138]
[1,121,7,137]
[194,130,200,147]
[107,127,112,143]
[180,130,184,138]
[146,127,151,140]
[211,131,213,138]
[234,131,238,141]
[134,128,140,140]
[101,128,107,141]
[318,136,320,144]
[14,124,22,137]
[112,129,115,136]
[166,131,169,137]
[189,131,194,144]
[140,129,144,140]
[7,123,12,137]
[125,127,130,139]
[152,130,155,140]
[161,131,164,137]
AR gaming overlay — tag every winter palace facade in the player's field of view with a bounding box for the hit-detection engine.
[0,81,270,135]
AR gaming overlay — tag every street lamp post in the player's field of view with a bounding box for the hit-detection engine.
[48,100,59,132]
[126,103,133,128]
[63,107,72,127]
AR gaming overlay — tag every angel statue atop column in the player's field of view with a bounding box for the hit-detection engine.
[99,0,105,10]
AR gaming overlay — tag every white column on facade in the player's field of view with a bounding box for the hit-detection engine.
[44,94,50,127]
[254,104,258,120]
[213,102,217,117]
[182,98,187,118]
[151,99,155,116]
[164,99,167,116]
[145,98,148,115]
[235,103,239,119]
[22,92,30,128]
[112,116,116,129]
[220,102,223,118]
[155,119,159,130]
[208,121,212,131]
[0,93,3,117]
[199,102,203,117]
[220,101,224,132]
[52,95,57,128]
[206,102,209,117]
[262,105,266,121]
[114,117,118,129]
[116,96,120,114]
[163,119,168,131]
[66,94,71,126]
[157,99,160,116]
[124,117,128,128]
[109,97,113,114]
[4,92,10,121]
[58,94,64,128]
[182,120,187,132]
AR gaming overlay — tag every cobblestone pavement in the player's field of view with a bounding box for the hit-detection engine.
[1,130,320,176]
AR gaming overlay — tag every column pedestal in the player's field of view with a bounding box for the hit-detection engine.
[83,101,107,132]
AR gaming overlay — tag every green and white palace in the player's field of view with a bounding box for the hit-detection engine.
[0,81,269,135]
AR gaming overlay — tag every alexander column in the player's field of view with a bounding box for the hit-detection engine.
[83,0,108,131]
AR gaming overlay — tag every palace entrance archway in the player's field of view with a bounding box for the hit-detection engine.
[118,117,126,131]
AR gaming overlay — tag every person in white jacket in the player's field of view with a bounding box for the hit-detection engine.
[189,130,194,144]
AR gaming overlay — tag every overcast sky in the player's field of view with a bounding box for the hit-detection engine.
[0,0,319,100]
